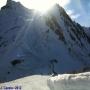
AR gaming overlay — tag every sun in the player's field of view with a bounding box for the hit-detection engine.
[14,0,70,14]
[20,0,56,13]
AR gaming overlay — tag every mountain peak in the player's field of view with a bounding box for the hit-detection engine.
[7,0,12,4]
[6,0,17,7]
[52,3,65,12]
[53,3,61,8]
[1,0,21,10]
[45,3,66,18]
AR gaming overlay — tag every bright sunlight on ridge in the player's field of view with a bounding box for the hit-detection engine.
[14,0,70,13]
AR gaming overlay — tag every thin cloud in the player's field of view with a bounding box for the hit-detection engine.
[67,10,74,15]
[71,14,80,19]
[67,9,80,19]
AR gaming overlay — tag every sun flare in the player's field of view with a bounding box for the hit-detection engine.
[15,0,70,13]
[20,0,56,13]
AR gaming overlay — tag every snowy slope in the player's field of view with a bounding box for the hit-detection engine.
[0,75,50,90]
[0,72,90,90]
[48,72,90,90]
[0,0,90,82]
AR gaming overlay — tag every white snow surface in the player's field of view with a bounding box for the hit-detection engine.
[48,72,90,90]
[0,72,90,90]
[0,75,50,90]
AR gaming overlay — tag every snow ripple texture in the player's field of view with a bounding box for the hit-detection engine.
[48,72,90,90]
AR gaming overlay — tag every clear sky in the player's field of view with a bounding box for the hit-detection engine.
[0,0,90,27]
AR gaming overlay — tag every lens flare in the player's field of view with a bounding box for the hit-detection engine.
[15,0,70,14]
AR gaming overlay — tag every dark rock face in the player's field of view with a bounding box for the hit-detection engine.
[11,59,24,66]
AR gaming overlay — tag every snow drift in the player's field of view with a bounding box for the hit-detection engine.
[0,75,50,90]
[48,72,90,90]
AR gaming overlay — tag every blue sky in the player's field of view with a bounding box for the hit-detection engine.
[65,0,90,27]
[0,0,90,27]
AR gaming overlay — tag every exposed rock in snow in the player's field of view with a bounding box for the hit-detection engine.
[84,27,90,38]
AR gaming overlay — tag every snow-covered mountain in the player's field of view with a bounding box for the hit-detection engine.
[0,0,90,82]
